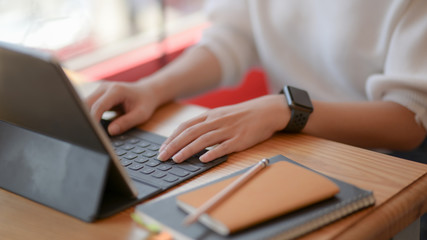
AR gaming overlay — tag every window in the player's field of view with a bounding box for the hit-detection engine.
[0,0,206,71]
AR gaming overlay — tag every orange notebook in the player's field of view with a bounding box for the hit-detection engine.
[176,161,340,235]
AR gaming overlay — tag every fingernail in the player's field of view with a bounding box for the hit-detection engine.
[109,124,120,135]
[157,150,167,161]
[172,152,183,163]
[199,153,209,163]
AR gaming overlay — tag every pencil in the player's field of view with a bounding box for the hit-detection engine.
[183,158,270,226]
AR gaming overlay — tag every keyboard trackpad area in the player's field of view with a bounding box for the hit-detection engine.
[132,180,162,200]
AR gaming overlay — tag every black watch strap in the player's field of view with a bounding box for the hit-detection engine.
[283,107,310,133]
[280,86,313,133]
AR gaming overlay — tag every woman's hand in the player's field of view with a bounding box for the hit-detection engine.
[85,47,222,137]
[86,80,162,136]
[158,95,290,163]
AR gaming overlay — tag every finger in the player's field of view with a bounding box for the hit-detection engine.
[158,124,206,161]
[85,84,107,108]
[158,117,214,161]
[107,108,148,136]
[159,114,207,152]
[199,138,235,163]
[171,129,227,163]
[90,89,125,121]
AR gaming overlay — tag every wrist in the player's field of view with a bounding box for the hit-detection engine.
[138,75,176,107]
[260,95,292,132]
[275,94,292,132]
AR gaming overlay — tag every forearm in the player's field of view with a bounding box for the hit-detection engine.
[141,46,222,106]
[304,101,426,151]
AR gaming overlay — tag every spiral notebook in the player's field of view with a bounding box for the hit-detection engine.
[135,155,375,240]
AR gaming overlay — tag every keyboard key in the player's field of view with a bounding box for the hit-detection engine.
[169,168,190,177]
[157,165,172,171]
[121,144,135,151]
[115,149,127,156]
[163,175,179,183]
[113,140,125,147]
[129,138,140,144]
[141,167,155,174]
[123,153,138,160]
[177,163,201,172]
[129,163,144,171]
[131,147,146,154]
[146,160,161,167]
[121,160,132,167]
[135,156,149,163]
[152,171,166,178]
[142,150,157,158]
[137,141,151,148]
[147,144,160,151]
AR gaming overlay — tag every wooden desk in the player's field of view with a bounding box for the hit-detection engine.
[0,99,426,240]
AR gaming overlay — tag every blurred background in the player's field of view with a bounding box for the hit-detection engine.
[0,0,268,108]
[0,0,206,71]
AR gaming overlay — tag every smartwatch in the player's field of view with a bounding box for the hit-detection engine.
[280,86,313,133]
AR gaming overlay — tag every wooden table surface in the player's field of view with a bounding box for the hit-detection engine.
[0,80,426,240]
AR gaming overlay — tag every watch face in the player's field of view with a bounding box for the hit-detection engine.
[286,86,313,110]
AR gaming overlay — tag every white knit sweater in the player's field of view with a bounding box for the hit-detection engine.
[198,0,427,130]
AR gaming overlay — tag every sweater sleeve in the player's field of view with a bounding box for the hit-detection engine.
[196,0,259,87]
[367,0,427,130]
